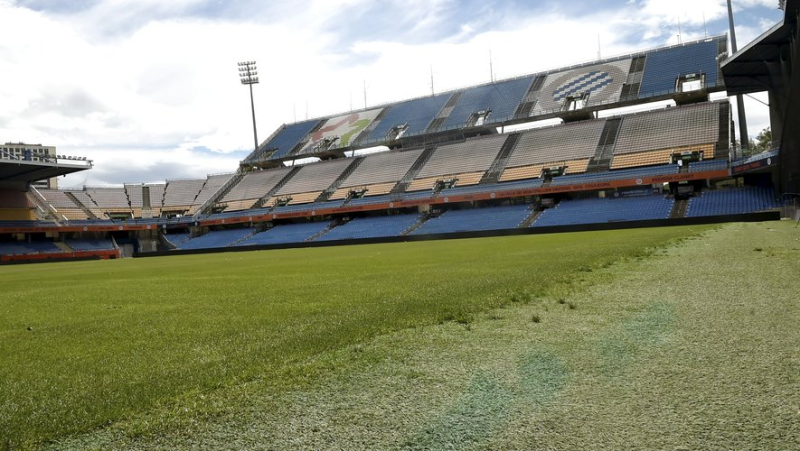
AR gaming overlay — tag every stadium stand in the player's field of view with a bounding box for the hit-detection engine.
[299,109,383,154]
[441,77,534,130]
[686,187,778,217]
[611,102,720,169]
[502,120,607,180]
[38,189,89,220]
[411,204,532,235]
[164,232,192,248]
[363,93,453,143]
[84,187,130,213]
[316,214,421,241]
[639,38,722,98]
[65,238,115,251]
[331,148,425,199]
[549,164,679,186]
[68,191,107,219]
[257,119,322,161]
[688,158,728,173]
[532,59,632,115]
[221,167,295,211]
[188,174,233,215]
[178,228,256,250]
[407,135,507,192]
[0,240,64,255]
[272,159,354,204]
[163,179,205,210]
[236,222,330,246]
[532,195,674,227]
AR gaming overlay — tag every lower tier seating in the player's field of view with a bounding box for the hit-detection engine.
[411,204,532,235]
[236,222,330,246]
[317,214,421,241]
[686,187,778,217]
[178,228,256,250]
[532,195,674,227]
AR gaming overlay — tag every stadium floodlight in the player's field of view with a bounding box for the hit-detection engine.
[238,60,260,154]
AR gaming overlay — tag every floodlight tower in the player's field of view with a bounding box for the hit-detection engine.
[238,61,260,153]
[727,0,749,151]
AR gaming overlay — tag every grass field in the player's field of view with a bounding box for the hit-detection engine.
[1,222,798,449]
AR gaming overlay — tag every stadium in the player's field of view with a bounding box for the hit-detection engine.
[1,1,798,449]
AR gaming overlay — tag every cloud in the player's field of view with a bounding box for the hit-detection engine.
[0,0,786,188]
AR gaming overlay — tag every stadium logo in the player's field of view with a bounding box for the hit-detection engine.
[552,71,613,102]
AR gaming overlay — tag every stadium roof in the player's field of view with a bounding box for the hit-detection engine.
[0,160,91,185]
[721,1,798,96]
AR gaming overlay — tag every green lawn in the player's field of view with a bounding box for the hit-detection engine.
[2,223,798,449]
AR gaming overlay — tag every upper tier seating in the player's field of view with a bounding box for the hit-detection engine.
[686,186,778,217]
[126,184,165,209]
[221,167,294,204]
[189,174,233,214]
[274,159,353,196]
[264,119,322,160]
[163,179,205,208]
[317,214,421,241]
[337,148,424,190]
[410,135,507,188]
[442,76,534,130]
[68,191,106,218]
[504,120,606,177]
[364,93,453,143]
[411,204,532,235]
[178,228,255,250]
[84,187,130,210]
[639,39,721,98]
[613,103,720,157]
[532,195,674,227]
[236,222,330,246]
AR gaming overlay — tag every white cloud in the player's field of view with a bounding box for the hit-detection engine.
[0,0,785,187]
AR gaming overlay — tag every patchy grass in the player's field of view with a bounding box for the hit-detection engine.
[6,222,800,449]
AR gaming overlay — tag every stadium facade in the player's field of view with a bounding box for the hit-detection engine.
[2,3,798,263]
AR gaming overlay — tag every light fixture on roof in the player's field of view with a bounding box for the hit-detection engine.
[238,60,260,155]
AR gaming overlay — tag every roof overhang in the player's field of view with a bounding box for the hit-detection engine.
[0,160,90,185]
[721,2,797,95]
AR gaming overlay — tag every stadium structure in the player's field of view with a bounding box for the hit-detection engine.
[1,3,798,263]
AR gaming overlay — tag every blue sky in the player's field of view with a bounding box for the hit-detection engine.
[0,0,786,186]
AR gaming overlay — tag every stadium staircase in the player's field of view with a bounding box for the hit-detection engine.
[620,56,646,101]
[194,171,245,217]
[401,212,435,236]
[252,166,302,209]
[305,220,337,241]
[519,207,542,227]
[586,118,622,173]
[26,187,60,222]
[513,75,546,119]
[54,241,73,253]
[230,229,260,247]
[390,146,437,194]
[670,198,689,218]
[480,133,522,184]
[426,92,462,133]
[66,192,100,219]
[315,157,365,203]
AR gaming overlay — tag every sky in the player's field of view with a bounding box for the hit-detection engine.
[0,0,786,187]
